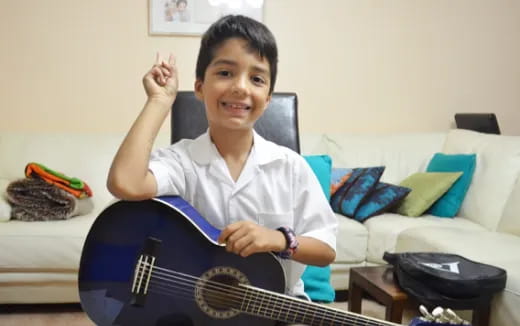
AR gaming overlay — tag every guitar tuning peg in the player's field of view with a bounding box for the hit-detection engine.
[432,306,444,317]
[445,308,469,325]
[419,305,435,321]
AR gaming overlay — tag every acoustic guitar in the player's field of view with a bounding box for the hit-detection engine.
[78,196,469,326]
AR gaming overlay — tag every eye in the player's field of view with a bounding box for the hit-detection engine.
[252,75,266,85]
[217,70,231,77]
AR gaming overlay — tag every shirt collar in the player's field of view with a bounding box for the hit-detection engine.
[188,129,285,166]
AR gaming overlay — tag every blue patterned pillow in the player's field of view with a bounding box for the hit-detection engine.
[330,166,385,217]
[354,182,411,222]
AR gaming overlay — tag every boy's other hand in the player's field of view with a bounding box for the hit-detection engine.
[218,221,287,258]
[143,52,178,105]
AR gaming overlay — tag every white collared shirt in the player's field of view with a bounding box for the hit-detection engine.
[149,130,337,298]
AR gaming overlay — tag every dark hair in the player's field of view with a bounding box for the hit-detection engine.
[176,0,187,6]
[195,15,278,94]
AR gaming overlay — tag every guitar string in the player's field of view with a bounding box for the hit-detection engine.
[146,272,388,326]
[139,263,391,326]
[146,277,384,326]
[136,263,394,326]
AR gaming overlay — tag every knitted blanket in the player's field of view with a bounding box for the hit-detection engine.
[6,178,93,221]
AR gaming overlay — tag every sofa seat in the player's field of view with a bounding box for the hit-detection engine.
[0,272,79,303]
[0,214,97,270]
[395,227,520,326]
[331,213,369,288]
[363,214,487,264]
[0,213,99,304]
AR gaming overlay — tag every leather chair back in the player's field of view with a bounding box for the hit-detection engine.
[171,91,300,153]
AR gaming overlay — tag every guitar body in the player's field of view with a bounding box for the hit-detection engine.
[78,197,285,326]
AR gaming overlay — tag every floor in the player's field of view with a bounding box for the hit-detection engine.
[0,299,420,326]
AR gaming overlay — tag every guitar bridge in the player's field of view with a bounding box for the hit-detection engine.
[131,237,161,306]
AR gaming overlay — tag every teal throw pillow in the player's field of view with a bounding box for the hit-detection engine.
[302,155,334,302]
[330,166,385,218]
[426,153,476,217]
[301,265,335,302]
[354,182,411,222]
[303,155,332,200]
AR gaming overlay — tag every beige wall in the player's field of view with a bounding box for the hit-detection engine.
[1,0,519,136]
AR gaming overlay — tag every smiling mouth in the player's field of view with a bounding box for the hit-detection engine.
[221,102,251,111]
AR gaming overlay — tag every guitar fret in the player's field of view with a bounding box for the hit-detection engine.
[256,291,264,315]
[242,287,252,314]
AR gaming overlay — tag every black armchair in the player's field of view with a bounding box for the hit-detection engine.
[170,91,300,153]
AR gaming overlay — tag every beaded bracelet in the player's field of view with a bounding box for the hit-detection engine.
[276,226,299,259]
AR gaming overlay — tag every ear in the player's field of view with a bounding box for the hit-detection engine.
[263,94,272,110]
[194,79,204,101]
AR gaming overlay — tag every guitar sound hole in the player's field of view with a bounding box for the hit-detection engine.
[195,266,249,319]
[202,274,239,310]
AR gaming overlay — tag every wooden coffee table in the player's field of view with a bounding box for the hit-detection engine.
[348,265,408,323]
[348,265,492,326]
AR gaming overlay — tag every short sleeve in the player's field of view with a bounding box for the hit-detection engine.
[148,146,187,197]
[292,156,337,251]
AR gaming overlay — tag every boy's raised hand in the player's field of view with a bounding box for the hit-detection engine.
[143,52,178,105]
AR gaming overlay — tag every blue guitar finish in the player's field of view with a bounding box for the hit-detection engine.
[79,196,465,326]
[79,196,285,326]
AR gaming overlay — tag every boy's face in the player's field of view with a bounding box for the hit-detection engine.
[195,37,271,133]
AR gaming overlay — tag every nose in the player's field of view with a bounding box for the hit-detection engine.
[231,75,248,96]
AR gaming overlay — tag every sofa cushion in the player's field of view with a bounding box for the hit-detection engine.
[354,182,411,221]
[331,166,385,217]
[364,213,486,264]
[0,213,97,271]
[335,213,368,263]
[442,129,520,230]
[395,172,462,217]
[304,133,446,184]
[426,153,476,217]
[498,176,520,237]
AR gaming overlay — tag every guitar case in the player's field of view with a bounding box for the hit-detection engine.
[383,252,507,309]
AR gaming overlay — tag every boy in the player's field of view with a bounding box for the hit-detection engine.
[107,15,337,302]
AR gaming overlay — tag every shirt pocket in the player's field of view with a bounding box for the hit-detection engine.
[257,212,294,230]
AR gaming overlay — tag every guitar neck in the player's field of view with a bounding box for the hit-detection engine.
[237,284,397,326]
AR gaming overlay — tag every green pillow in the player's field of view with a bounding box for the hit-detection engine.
[395,172,462,217]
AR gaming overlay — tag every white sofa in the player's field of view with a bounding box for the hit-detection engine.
[301,129,520,326]
[1,129,519,326]
[0,132,169,304]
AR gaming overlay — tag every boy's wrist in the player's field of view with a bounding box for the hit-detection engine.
[146,95,176,108]
[276,226,299,259]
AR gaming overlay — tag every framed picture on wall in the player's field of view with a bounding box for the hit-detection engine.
[149,0,264,36]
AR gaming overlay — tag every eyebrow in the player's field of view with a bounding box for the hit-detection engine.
[211,59,269,75]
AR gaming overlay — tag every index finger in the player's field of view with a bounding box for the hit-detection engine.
[218,223,239,244]
[168,53,175,66]
[155,52,161,65]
